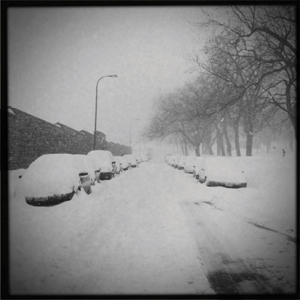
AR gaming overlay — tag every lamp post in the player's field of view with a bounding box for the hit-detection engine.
[94,74,117,150]
[130,118,140,154]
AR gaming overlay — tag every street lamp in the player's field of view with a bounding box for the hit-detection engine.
[94,74,118,150]
[130,118,140,154]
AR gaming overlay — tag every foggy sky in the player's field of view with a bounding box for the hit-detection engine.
[8,6,207,145]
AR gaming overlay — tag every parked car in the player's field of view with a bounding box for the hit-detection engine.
[124,154,137,168]
[184,156,198,174]
[22,154,94,206]
[168,155,176,168]
[193,157,205,179]
[198,157,247,188]
[87,150,116,181]
[173,155,180,168]
[141,153,149,162]
[178,156,186,170]
[119,156,129,170]
[165,155,173,166]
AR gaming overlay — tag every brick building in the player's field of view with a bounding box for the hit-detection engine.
[2,106,131,170]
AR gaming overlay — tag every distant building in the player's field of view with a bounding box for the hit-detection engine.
[1,106,130,170]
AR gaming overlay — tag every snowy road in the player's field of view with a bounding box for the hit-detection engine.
[10,154,296,295]
[64,162,214,294]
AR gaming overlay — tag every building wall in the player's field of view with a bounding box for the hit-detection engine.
[3,107,130,170]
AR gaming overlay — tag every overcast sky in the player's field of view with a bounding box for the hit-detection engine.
[8,6,208,145]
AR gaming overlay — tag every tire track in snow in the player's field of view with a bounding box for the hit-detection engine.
[181,200,283,294]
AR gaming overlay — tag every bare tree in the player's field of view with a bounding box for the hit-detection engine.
[197,5,296,132]
[144,79,216,156]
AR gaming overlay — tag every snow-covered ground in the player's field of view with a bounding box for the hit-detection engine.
[8,150,297,295]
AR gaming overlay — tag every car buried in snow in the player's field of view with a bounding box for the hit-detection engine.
[124,154,138,168]
[193,156,205,179]
[184,156,198,174]
[119,156,130,170]
[178,156,187,170]
[87,150,116,181]
[21,154,95,206]
[172,155,181,168]
[141,153,149,162]
[198,156,247,188]
[169,155,177,167]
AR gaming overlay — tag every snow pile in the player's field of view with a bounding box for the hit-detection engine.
[198,155,296,234]
[203,156,247,184]
[9,168,26,196]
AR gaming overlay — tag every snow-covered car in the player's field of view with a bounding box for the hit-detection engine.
[184,156,198,174]
[178,156,186,170]
[165,155,174,166]
[168,155,176,167]
[198,157,247,188]
[172,156,180,168]
[141,153,149,162]
[119,156,129,170]
[22,154,94,206]
[193,157,205,179]
[87,150,116,181]
[165,154,170,163]
[124,154,137,168]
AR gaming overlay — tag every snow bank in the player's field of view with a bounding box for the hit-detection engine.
[9,169,27,196]
[203,157,246,184]
[199,155,296,234]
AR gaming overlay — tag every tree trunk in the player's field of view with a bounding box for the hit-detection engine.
[285,83,296,136]
[204,131,214,155]
[234,125,241,156]
[195,143,201,156]
[216,128,225,156]
[223,116,232,156]
[243,100,254,157]
[207,141,214,155]
[180,142,185,155]
[246,133,253,156]
[184,140,188,155]
[216,132,220,155]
